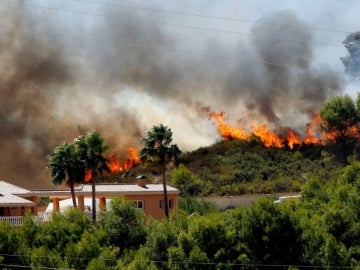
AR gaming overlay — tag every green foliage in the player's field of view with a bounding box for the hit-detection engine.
[240,198,303,265]
[140,124,181,164]
[34,208,91,253]
[47,142,86,207]
[320,94,360,164]
[3,168,360,269]
[87,246,118,270]
[30,246,63,269]
[341,161,360,184]
[141,124,181,218]
[76,130,111,223]
[170,164,204,197]
[64,230,103,269]
[37,197,51,206]
[76,130,111,178]
[144,220,178,263]
[0,221,24,266]
[187,213,227,260]
[99,197,146,252]
[178,197,218,215]
[179,139,342,196]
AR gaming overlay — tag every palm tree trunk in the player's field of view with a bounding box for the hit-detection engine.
[91,178,96,224]
[70,182,77,207]
[162,165,169,218]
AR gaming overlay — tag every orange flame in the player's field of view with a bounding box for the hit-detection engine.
[251,124,283,148]
[85,169,92,182]
[109,156,122,172]
[286,129,302,149]
[210,111,323,148]
[108,147,140,173]
[303,111,322,144]
[83,148,140,181]
[210,112,249,140]
[324,124,359,142]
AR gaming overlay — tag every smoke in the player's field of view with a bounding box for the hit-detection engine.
[0,3,345,188]
[0,4,142,188]
[341,31,360,78]
[92,8,343,133]
[225,11,343,128]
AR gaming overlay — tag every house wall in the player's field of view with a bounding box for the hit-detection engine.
[49,193,179,220]
[123,193,178,220]
[0,206,31,216]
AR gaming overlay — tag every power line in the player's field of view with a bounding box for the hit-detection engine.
[0,0,353,48]
[72,0,355,35]
[0,254,357,269]
[0,19,347,76]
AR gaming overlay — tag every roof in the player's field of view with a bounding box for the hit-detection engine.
[30,183,179,197]
[0,180,31,195]
[0,193,36,207]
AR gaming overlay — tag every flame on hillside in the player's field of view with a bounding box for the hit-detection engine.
[210,111,324,148]
[85,147,140,182]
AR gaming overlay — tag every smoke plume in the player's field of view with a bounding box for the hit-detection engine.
[0,3,344,188]
[341,31,360,78]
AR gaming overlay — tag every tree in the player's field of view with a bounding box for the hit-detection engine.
[170,164,203,197]
[240,198,303,266]
[140,124,181,218]
[320,95,359,164]
[99,198,146,252]
[76,131,110,223]
[48,143,85,207]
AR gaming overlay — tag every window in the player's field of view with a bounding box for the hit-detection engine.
[133,200,144,209]
[169,199,173,209]
[159,199,173,209]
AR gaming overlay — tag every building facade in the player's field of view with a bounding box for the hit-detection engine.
[0,179,179,222]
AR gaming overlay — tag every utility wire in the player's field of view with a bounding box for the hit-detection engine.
[3,23,351,76]
[0,254,357,269]
[0,20,347,76]
[72,0,355,35]
[0,0,353,48]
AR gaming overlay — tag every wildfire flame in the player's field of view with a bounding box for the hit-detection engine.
[108,147,140,173]
[84,147,140,182]
[85,169,92,182]
[210,111,324,148]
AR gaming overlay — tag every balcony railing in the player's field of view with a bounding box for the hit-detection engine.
[0,216,25,226]
[0,212,95,226]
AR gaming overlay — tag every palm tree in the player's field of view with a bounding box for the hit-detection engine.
[47,142,85,207]
[76,131,110,223]
[140,124,181,218]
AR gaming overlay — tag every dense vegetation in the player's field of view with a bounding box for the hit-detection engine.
[1,161,360,269]
[177,139,342,196]
[109,93,360,196]
[105,139,343,196]
[2,93,358,269]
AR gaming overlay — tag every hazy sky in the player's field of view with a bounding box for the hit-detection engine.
[0,0,359,188]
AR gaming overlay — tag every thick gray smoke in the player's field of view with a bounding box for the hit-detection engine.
[0,3,344,188]
[93,9,343,131]
[0,4,142,188]
[341,31,360,78]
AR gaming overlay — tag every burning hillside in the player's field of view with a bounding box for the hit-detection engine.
[210,110,323,149]
[85,148,140,182]
[210,109,360,148]
[0,2,354,189]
